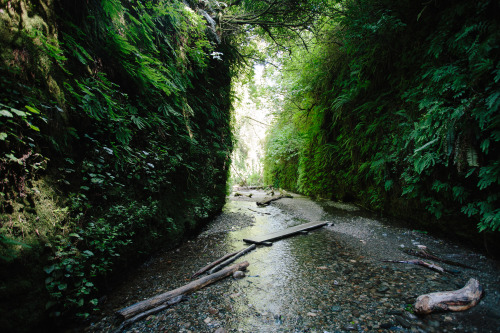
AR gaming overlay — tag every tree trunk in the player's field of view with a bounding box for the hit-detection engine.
[116,261,250,320]
[257,194,293,206]
[414,278,483,314]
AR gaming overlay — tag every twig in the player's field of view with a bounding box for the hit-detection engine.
[402,248,472,270]
[248,208,271,215]
[383,259,453,274]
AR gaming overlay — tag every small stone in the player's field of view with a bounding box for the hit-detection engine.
[387,310,403,315]
[378,285,389,293]
[379,322,393,329]
[405,312,418,320]
[342,324,356,331]
[331,305,342,312]
[208,307,219,315]
[395,315,411,328]
[233,271,246,279]
[306,312,317,317]
[428,320,440,328]
[204,317,212,324]
[214,328,227,333]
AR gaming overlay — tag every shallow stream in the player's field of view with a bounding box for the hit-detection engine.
[87,190,500,332]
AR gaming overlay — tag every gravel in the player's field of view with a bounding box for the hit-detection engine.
[83,190,500,333]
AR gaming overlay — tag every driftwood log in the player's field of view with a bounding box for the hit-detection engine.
[208,244,256,275]
[414,278,483,314]
[116,261,249,320]
[257,194,293,207]
[115,295,185,331]
[191,250,240,279]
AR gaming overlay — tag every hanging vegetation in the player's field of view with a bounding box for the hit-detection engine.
[0,0,237,329]
[264,0,499,241]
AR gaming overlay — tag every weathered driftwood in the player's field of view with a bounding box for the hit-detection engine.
[115,295,185,331]
[208,244,256,275]
[116,261,249,320]
[383,259,445,273]
[402,248,471,270]
[191,250,240,279]
[256,194,293,207]
[414,278,483,314]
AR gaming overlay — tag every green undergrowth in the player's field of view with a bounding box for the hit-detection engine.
[263,0,500,251]
[1,0,236,330]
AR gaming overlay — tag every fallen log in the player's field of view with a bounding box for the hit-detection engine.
[191,250,240,279]
[257,194,293,207]
[116,261,249,320]
[208,244,256,275]
[383,259,449,274]
[414,278,483,314]
[114,295,185,332]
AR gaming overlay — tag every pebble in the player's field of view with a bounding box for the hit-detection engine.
[395,315,412,328]
[82,191,499,333]
[342,324,356,331]
[378,285,390,293]
[380,322,393,329]
[233,271,245,279]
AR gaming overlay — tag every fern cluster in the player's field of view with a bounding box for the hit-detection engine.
[1,0,235,324]
[264,0,499,235]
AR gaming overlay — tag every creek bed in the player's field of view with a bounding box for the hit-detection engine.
[86,190,500,332]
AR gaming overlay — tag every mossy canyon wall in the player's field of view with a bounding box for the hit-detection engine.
[0,0,234,330]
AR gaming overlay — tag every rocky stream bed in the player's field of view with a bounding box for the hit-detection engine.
[84,190,500,332]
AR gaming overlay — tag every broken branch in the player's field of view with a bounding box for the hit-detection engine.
[402,248,472,270]
[383,259,449,274]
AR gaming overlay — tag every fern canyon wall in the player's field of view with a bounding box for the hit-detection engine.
[1,0,500,330]
[0,0,234,330]
[263,0,499,252]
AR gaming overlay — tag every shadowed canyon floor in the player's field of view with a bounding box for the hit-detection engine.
[86,190,500,332]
